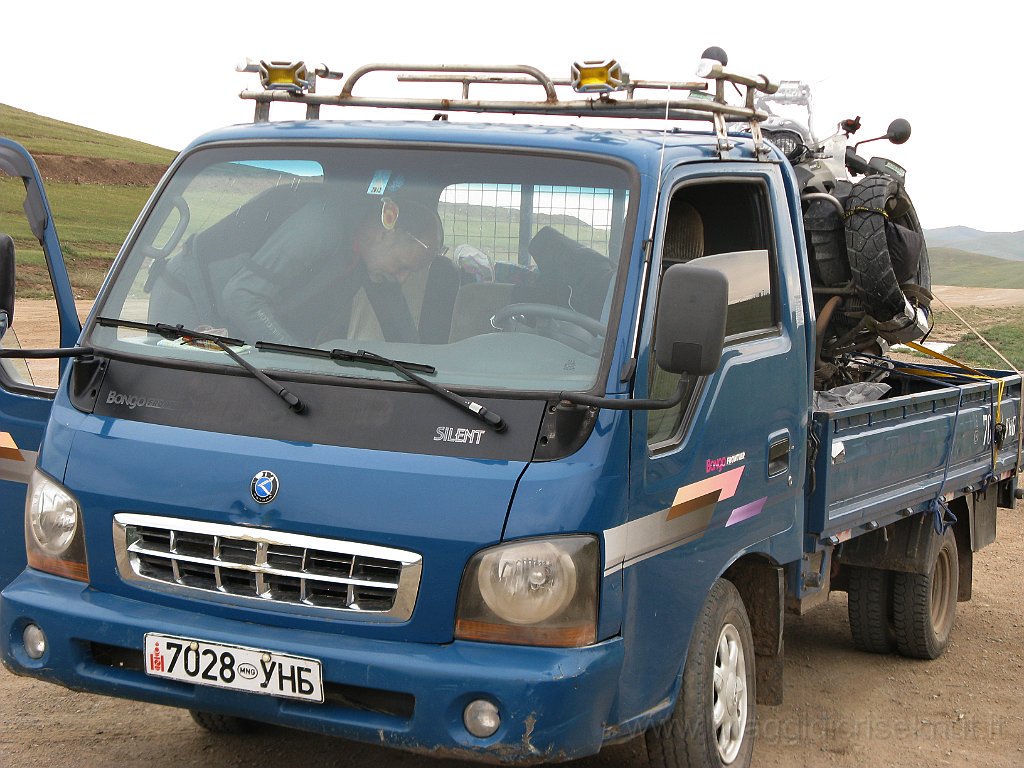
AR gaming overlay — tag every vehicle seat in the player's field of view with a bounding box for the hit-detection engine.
[524,227,614,319]
[663,200,704,265]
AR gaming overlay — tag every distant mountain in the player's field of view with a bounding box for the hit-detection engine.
[925,226,1024,261]
[930,247,1024,288]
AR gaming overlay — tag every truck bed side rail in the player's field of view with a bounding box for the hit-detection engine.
[809,372,1022,544]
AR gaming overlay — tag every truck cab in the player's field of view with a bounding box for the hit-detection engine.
[0,57,1018,768]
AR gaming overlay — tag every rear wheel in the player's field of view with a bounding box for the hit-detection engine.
[645,579,755,768]
[847,566,896,654]
[892,527,959,659]
[189,709,257,735]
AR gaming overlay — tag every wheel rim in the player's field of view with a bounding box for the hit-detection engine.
[930,544,955,637]
[712,622,748,764]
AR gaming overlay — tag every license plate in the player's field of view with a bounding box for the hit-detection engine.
[144,633,324,703]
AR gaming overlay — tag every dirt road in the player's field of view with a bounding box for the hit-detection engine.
[930,286,1024,308]
[2,288,1023,767]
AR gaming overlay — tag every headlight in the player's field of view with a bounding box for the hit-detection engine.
[28,475,78,555]
[455,535,598,647]
[762,128,805,162]
[25,469,89,582]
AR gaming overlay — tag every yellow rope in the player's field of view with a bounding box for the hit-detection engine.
[842,206,889,221]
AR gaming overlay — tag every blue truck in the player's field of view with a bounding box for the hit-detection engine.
[0,56,1020,768]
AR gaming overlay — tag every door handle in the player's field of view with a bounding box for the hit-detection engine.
[768,435,790,477]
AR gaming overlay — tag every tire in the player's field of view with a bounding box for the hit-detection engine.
[189,709,257,735]
[645,579,755,768]
[847,566,896,654]
[844,175,931,324]
[892,527,959,659]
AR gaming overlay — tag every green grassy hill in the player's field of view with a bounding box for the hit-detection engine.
[0,104,175,164]
[1,105,173,297]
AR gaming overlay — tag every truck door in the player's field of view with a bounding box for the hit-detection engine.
[614,166,809,714]
[0,139,82,589]
[634,168,808,567]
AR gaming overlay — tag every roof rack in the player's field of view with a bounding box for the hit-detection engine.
[237,55,779,157]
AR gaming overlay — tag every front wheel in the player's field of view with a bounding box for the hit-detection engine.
[645,579,756,768]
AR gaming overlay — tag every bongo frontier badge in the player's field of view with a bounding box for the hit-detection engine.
[250,470,280,504]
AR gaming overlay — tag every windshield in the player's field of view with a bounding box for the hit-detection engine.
[90,144,635,393]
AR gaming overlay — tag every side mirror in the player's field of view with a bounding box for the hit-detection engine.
[854,118,912,153]
[0,233,15,339]
[654,263,728,376]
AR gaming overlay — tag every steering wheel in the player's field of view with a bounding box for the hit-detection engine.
[491,303,606,337]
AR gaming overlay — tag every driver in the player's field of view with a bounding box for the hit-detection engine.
[222,196,445,346]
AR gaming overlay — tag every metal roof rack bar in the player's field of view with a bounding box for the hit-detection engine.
[341,63,560,101]
[394,73,710,100]
[238,59,779,155]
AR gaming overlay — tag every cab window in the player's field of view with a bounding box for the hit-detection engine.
[648,180,777,448]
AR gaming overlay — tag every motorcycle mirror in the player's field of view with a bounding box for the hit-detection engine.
[701,46,728,65]
[855,118,912,152]
[886,118,912,145]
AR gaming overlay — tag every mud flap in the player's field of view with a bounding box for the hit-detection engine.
[727,560,785,706]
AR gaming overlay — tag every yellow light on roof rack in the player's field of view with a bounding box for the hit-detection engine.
[570,60,625,94]
[258,60,310,93]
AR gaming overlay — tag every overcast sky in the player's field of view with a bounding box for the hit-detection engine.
[3,1,1021,232]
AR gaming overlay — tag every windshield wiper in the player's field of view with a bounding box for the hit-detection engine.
[255,340,437,374]
[256,340,506,432]
[97,318,305,413]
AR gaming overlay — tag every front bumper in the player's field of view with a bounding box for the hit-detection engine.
[1,570,623,764]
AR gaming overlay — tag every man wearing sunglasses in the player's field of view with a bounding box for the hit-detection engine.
[222,194,448,346]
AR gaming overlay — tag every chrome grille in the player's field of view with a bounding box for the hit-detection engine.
[113,514,421,620]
